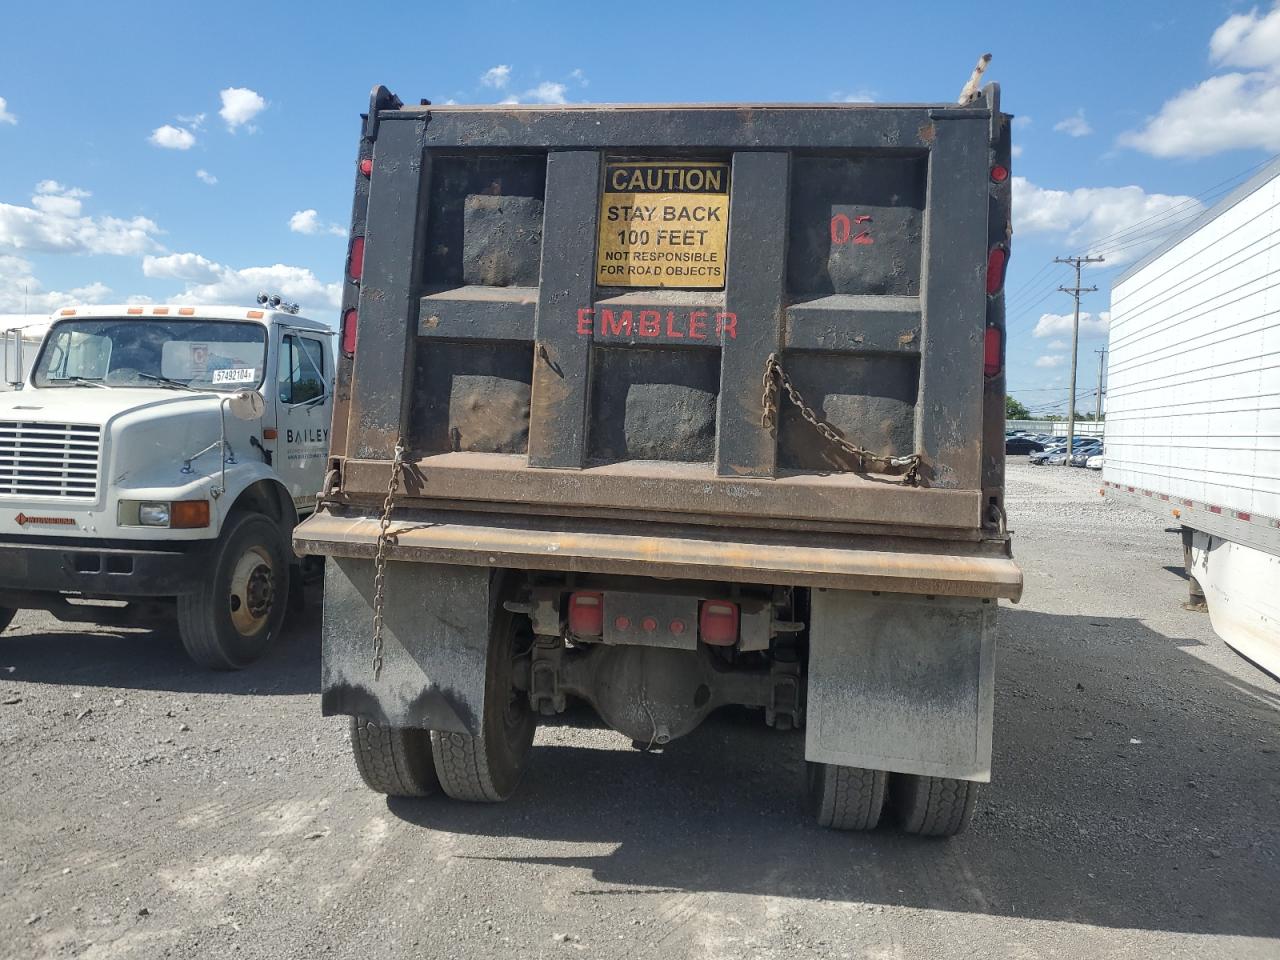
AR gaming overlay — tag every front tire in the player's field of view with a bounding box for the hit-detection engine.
[890,774,979,837]
[350,716,439,796]
[807,762,887,830]
[178,511,291,670]
[431,578,535,802]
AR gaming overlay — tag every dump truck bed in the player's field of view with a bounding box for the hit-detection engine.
[309,86,1015,596]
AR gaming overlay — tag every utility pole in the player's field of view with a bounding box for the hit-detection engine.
[1055,255,1104,462]
[1094,349,1107,425]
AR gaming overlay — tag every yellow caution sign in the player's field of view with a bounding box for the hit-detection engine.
[596,160,730,289]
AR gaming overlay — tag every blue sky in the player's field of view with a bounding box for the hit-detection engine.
[2,0,1278,414]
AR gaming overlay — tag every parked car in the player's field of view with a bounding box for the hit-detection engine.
[1070,444,1103,466]
[1029,445,1065,465]
[1086,454,1104,470]
[1006,436,1045,455]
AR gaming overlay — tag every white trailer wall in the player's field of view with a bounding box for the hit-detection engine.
[1106,166,1280,524]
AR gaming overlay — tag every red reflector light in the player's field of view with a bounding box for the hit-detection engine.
[569,591,603,637]
[990,164,1009,183]
[984,326,1002,378]
[341,308,358,355]
[614,615,631,631]
[699,601,739,646]
[359,158,373,177]
[347,236,365,281]
[987,245,1008,296]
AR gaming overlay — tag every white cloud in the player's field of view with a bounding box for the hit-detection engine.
[1010,144,1024,159]
[1120,72,1280,157]
[0,254,114,315]
[569,68,588,86]
[142,252,223,284]
[1011,176,1201,263]
[176,112,206,131]
[1054,109,1092,137]
[289,209,345,237]
[1013,115,1032,128]
[1210,5,1280,68]
[1033,311,1111,339]
[480,65,512,89]
[219,87,266,131]
[0,182,162,256]
[195,169,217,185]
[1048,339,1068,350]
[831,89,876,103]
[173,260,341,314]
[149,124,195,150]
[1034,354,1065,368]
[0,97,15,125]
[1121,5,1280,157]
[526,81,568,104]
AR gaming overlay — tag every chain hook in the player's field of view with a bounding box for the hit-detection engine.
[760,354,923,486]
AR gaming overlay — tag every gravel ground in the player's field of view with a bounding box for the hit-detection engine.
[2,461,1278,959]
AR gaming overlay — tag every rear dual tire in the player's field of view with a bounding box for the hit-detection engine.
[807,762,979,837]
[348,579,535,802]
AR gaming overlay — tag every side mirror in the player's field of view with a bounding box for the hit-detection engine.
[227,390,266,421]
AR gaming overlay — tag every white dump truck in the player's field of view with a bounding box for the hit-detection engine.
[1105,157,1280,678]
[0,299,334,668]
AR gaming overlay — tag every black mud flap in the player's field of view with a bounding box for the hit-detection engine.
[805,590,996,781]
[320,557,490,735]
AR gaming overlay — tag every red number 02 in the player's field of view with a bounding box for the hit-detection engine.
[830,213,851,245]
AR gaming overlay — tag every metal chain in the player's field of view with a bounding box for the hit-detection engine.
[761,353,922,485]
[371,438,405,680]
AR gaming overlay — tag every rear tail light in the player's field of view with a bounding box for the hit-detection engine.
[568,591,603,637]
[347,236,365,282]
[986,244,1008,295]
[699,600,739,646]
[341,308,358,355]
[984,325,1003,378]
[990,164,1010,183]
[359,158,373,177]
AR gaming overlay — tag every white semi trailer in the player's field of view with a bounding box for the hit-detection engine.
[1105,158,1280,677]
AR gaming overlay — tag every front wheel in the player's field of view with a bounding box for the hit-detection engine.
[177,512,291,669]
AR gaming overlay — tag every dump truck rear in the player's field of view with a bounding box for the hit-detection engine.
[296,82,1020,835]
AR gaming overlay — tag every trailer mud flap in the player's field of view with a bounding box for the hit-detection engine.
[320,557,490,735]
[805,590,995,781]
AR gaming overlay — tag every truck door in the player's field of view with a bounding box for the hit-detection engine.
[274,332,332,513]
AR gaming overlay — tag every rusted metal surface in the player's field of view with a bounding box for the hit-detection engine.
[340,452,982,529]
[294,509,1023,600]
[307,86,1019,605]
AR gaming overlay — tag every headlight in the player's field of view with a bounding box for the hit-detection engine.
[118,499,209,529]
[138,502,171,526]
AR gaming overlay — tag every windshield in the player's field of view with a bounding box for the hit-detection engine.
[32,319,268,391]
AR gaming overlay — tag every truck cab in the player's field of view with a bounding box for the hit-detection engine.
[0,300,334,668]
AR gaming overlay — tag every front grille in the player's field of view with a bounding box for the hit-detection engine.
[0,421,102,499]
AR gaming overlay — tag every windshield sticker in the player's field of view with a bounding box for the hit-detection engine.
[212,367,258,384]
